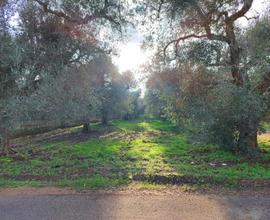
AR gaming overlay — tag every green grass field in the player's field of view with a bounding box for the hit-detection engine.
[1,116,270,189]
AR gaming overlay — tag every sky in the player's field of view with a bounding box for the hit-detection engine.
[237,0,268,26]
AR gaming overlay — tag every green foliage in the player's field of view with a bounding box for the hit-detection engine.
[145,64,269,156]
[0,0,140,152]
[188,83,266,152]
[262,122,270,132]
[144,9,270,156]
[178,41,224,66]
[244,16,270,70]
[144,89,166,119]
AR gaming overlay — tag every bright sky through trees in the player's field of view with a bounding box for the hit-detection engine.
[113,0,266,74]
[114,42,147,73]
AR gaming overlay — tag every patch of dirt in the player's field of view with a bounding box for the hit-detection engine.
[26,149,52,160]
[104,131,141,142]
[1,184,270,198]
[11,127,115,149]
[132,174,270,193]
[37,130,104,144]
[1,166,95,181]
[0,148,17,157]
[254,159,270,165]
[132,174,219,185]
[57,167,95,180]
[0,186,76,196]
[239,180,270,188]
[144,130,164,137]
[0,174,59,181]
[259,132,270,141]
[16,174,58,181]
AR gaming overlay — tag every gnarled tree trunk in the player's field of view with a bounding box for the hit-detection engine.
[0,128,14,156]
[224,12,260,155]
[193,0,259,155]
[238,122,260,157]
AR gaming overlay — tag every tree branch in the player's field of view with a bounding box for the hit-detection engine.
[164,34,208,55]
[163,31,229,57]
[157,0,165,18]
[228,0,253,21]
[194,5,230,43]
[243,15,259,21]
[34,0,121,28]
[34,0,81,23]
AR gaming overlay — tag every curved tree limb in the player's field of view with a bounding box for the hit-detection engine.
[164,34,208,56]
[228,0,253,22]
[163,31,229,56]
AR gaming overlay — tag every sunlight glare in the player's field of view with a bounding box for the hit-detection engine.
[115,42,147,73]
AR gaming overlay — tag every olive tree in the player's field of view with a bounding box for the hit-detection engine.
[0,0,130,154]
[143,0,270,156]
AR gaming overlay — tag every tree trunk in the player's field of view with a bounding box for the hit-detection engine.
[3,135,10,155]
[82,123,90,133]
[1,130,13,156]
[238,122,260,157]
[102,115,108,125]
[224,20,260,155]
[225,21,244,86]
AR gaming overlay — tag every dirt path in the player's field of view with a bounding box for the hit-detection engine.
[0,187,270,220]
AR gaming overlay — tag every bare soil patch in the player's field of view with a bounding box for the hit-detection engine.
[11,126,115,149]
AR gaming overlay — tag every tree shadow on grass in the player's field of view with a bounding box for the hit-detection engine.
[123,124,270,188]
[2,118,270,190]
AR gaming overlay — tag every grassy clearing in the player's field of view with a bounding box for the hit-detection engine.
[1,116,270,189]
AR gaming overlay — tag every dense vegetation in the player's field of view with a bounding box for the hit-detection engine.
[0,0,270,189]
[143,0,270,156]
[0,0,143,154]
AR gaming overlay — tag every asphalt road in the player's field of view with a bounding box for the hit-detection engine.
[0,188,270,220]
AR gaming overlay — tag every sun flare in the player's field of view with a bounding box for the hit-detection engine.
[114,42,147,73]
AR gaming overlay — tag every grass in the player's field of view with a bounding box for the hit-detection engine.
[262,122,270,132]
[1,116,270,189]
